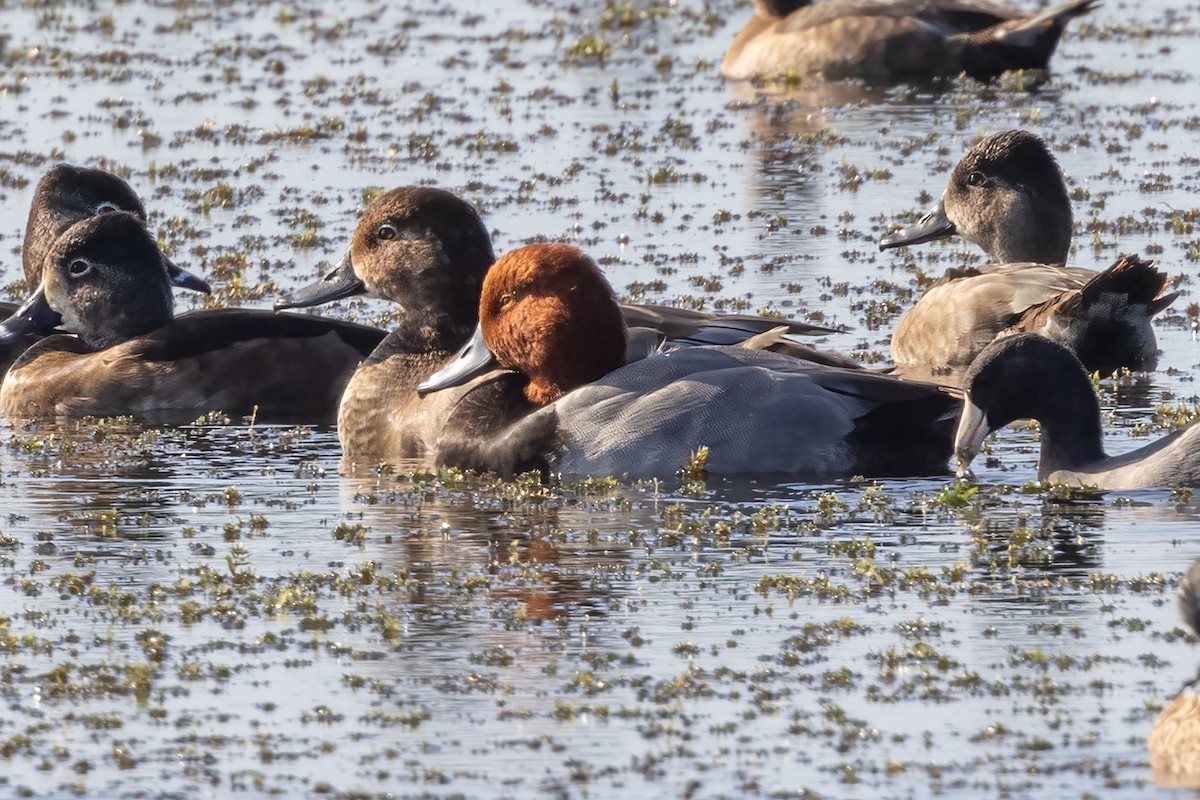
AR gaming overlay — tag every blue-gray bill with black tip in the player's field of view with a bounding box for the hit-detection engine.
[879,196,956,251]
[274,251,366,311]
[0,286,63,343]
[417,324,498,394]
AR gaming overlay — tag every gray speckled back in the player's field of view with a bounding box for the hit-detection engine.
[545,347,882,478]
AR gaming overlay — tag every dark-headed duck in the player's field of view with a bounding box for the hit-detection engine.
[275,186,854,466]
[0,212,383,423]
[420,243,961,480]
[0,164,211,373]
[721,0,1098,83]
[954,326,1200,489]
[880,131,1175,373]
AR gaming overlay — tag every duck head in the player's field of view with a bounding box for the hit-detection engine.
[24,164,209,293]
[880,130,1072,265]
[954,333,1103,478]
[419,243,628,404]
[0,211,201,349]
[276,186,494,348]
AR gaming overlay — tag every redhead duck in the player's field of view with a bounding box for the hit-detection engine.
[419,243,960,480]
[880,131,1176,373]
[721,0,1098,83]
[0,212,383,423]
[0,164,211,373]
[1149,557,1200,787]
[954,323,1200,489]
[274,186,852,465]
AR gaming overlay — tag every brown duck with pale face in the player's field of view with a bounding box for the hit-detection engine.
[880,131,1175,375]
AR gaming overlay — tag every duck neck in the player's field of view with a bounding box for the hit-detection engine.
[394,308,477,355]
[1035,384,1106,476]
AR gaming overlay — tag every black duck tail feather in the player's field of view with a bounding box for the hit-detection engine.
[1078,253,1168,308]
[959,0,1098,78]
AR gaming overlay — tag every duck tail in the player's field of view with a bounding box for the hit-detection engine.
[1013,253,1174,374]
[957,0,1100,80]
[1078,253,1174,309]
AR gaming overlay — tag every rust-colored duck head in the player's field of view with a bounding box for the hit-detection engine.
[418,243,627,404]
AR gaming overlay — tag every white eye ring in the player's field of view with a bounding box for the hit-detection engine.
[94,201,120,214]
[68,258,93,278]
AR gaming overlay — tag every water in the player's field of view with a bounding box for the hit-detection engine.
[0,0,1198,797]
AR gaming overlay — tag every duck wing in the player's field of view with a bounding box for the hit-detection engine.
[546,347,957,479]
[892,262,1094,368]
[38,310,389,423]
[1010,254,1176,374]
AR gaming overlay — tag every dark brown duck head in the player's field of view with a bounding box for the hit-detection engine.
[880,130,1073,264]
[0,212,191,350]
[276,186,495,351]
[23,164,209,293]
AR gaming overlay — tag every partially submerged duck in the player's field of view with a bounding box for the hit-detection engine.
[421,243,961,480]
[0,212,382,424]
[721,0,1098,82]
[880,131,1175,373]
[954,326,1200,489]
[274,186,853,466]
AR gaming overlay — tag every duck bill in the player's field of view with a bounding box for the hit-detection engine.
[879,197,956,251]
[417,324,498,394]
[953,397,990,479]
[274,250,366,310]
[165,257,212,294]
[0,285,62,343]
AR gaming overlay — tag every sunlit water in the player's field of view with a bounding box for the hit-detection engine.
[0,1,1198,798]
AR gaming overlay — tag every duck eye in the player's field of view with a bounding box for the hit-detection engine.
[68,258,93,278]
[377,224,397,241]
[966,171,989,188]
[94,201,120,214]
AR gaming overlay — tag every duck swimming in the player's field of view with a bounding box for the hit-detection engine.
[880,130,1175,374]
[420,243,961,480]
[0,212,383,423]
[954,323,1200,489]
[1149,557,1200,787]
[0,164,211,373]
[274,186,853,466]
[721,0,1098,83]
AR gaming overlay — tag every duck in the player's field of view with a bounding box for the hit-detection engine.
[879,130,1176,374]
[0,164,212,373]
[1149,557,1200,787]
[419,242,961,480]
[953,324,1200,489]
[721,0,1098,83]
[274,186,854,465]
[0,211,384,424]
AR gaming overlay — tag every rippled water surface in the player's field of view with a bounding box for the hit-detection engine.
[0,1,1199,798]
